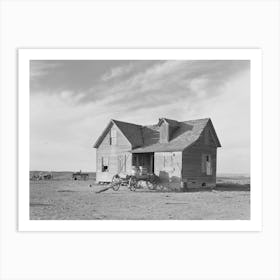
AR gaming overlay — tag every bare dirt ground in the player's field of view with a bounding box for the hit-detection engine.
[30,177,250,220]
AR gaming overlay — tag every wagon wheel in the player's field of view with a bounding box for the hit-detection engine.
[111,175,121,191]
[128,176,137,191]
[112,183,120,191]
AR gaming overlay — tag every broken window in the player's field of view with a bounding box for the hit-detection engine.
[102,157,109,172]
[202,154,212,175]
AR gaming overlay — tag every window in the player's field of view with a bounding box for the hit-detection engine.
[202,154,212,175]
[110,129,117,145]
[102,157,109,172]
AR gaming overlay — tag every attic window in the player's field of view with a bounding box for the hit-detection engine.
[110,129,117,145]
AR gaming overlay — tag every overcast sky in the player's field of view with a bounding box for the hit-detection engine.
[30,60,250,174]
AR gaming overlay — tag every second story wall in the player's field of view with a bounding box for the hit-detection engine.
[97,123,132,153]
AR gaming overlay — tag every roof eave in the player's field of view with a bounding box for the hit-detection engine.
[207,118,222,147]
[93,120,114,148]
[131,147,185,153]
[93,119,140,149]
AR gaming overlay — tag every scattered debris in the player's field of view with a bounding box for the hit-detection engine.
[72,170,89,180]
[30,203,53,207]
[165,202,189,205]
[30,172,53,180]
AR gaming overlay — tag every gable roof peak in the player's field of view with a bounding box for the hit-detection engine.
[112,119,142,127]
[93,118,144,149]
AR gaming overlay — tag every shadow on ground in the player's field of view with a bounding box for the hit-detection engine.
[214,183,250,192]
[97,183,251,193]
[175,183,251,193]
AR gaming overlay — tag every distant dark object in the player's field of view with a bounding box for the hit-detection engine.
[30,172,53,180]
[72,170,89,180]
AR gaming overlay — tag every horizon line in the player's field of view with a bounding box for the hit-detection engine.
[29,170,250,176]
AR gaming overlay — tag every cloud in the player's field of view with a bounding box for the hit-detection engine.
[60,90,85,104]
[30,61,61,81]
[30,60,250,173]
[101,63,134,81]
[30,60,249,111]
[30,92,99,171]
[83,60,249,116]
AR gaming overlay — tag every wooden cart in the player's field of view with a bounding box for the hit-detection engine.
[110,173,162,191]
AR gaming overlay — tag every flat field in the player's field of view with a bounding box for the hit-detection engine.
[29,175,250,220]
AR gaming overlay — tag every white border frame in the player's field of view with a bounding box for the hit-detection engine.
[18,48,262,232]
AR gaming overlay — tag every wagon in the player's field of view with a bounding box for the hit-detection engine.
[110,173,162,191]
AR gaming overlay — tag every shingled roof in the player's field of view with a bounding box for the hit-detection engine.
[113,120,143,147]
[93,119,143,149]
[94,118,221,152]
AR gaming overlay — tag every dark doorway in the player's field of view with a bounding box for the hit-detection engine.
[132,152,154,173]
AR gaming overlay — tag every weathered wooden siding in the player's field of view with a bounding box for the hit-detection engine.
[154,151,182,190]
[182,126,217,188]
[96,123,132,182]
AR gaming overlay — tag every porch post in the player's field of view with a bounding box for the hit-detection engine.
[150,155,153,173]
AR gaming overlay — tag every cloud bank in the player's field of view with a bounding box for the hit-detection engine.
[30,60,250,174]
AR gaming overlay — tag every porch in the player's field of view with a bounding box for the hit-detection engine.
[132,152,154,173]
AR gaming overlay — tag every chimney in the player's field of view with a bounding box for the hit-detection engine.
[158,118,180,143]
[159,118,170,143]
